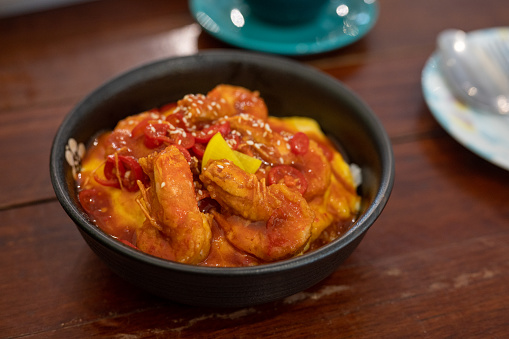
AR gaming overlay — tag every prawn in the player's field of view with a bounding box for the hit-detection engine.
[227,114,331,200]
[173,84,268,127]
[200,159,314,261]
[135,145,212,264]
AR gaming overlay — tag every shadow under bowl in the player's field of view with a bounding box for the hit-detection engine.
[50,50,394,308]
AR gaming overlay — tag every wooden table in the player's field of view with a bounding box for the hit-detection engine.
[1,0,508,337]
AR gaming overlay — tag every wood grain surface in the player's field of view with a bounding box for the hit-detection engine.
[1,0,508,337]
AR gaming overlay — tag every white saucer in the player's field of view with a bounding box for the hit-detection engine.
[422,27,509,171]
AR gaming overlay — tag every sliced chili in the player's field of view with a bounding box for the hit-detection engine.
[94,154,148,192]
[117,155,148,192]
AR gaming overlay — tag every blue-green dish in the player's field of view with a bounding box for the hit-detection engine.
[189,0,379,55]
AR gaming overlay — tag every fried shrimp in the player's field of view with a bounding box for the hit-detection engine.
[135,146,212,264]
[200,159,314,261]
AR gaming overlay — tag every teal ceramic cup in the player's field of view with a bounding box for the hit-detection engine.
[245,0,329,25]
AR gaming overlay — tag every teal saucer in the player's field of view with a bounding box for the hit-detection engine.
[189,0,379,55]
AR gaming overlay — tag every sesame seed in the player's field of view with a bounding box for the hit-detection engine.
[280,157,284,164]
[161,182,166,188]
[246,140,254,145]
[277,140,281,146]
[217,165,224,169]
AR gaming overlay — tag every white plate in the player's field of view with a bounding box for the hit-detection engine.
[422,28,509,171]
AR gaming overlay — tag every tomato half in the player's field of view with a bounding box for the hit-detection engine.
[289,132,309,155]
[194,121,231,143]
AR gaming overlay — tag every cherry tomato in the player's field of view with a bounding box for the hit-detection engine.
[143,123,171,148]
[160,102,178,114]
[130,117,152,139]
[194,122,231,143]
[173,131,195,149]
[316,141,334,161]
[165,111,187,130]
[191,142,206,159]
[267,165,308,195]
[225,132,241,150]
[289,132,309,155]
[78,188,110,216]
[174,144,192,163]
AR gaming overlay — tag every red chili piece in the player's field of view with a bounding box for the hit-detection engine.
[289,132,309,155]
[95,154,148,192]
[267,165,308,195]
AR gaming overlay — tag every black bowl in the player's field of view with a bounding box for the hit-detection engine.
[50,51,394,308]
